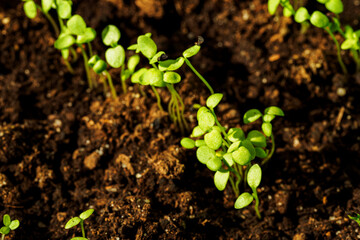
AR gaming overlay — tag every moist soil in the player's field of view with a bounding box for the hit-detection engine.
[1,0,360,239]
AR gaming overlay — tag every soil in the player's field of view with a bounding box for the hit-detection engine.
[1,0,360,239]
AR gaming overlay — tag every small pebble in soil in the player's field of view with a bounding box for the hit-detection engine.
[262,78,268,84]
[24,69,30,75]
[136,173,142,178]
[2,17,10,25]
[336,87,346,97]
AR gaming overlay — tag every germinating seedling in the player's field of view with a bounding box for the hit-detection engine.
[65,209,94,240]
[0,214,20,240]
[348,212,360,227]
[181,93,284,218]
[268,0,360,75]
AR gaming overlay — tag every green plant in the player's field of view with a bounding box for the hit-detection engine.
[0,214,20,240]
[181,93,284,218]
[65,209,94,240]
[348,212,360,227]
[268,0,358,75]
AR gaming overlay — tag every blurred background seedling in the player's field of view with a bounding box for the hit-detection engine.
[0,214,20,240]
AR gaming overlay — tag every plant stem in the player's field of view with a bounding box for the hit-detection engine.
[228,175,239,197]
[1,233,4,240]
[184,58,214,94]
[325,28,348,75]
[80,221,86,238]
[150,85,163,111]
[35,4,60,36]
[100,74,108,96]
[103,70,117,98]
[63,57,75,74]
[78,44,94,89]
[121,66,127,94]
[167,84,189,134]
[70,47,78,62]
[351,49,360,72]
[261,133,275,165]
[87,42,93,58]
[252,188,261,219]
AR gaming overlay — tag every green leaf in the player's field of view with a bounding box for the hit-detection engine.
[232,146,251,165]
[227,140,241,153]
[54,34,75,49]
[144,68,165,87]
[9,220,20,230]
[345,25,354,39]
[268,0,280,15]
[247,164,262,189]
[71,237,88,240]
[137,35,157,59]
[242,139,256,160]
[105,45,125,68]
[227,128,245,142]
[294,7,310,23]
[79,209,94,220]
[264,106,284,116]
[195,139,206,147]
[93,59,107,74]
[191,126,206,137]
[181,138,195,149]
[88,55,100,68]
[263,114,275,123]
[198,111,215,132]
[67,14,86,35]
[149,51,166,64]
[206,93,223,109]
[214,170,230,191]
[0,226,10,235]
[183,45,201,58]
[65,217,81,229]
[310,11,329,28]
[341,39,356,50]
[234,192,254,209]
[3,214,11,226]
[243,109,262,124]
[223,152,234,167]
[204,129,223,150]
[41,0,53,13]
[247,130,266,148]
[127,44,138,51]
[206,156,222,171]
[282,2,294,17]
[158,57,185,71]
[163,72,181,84]
[24,1,37,19]
[262,122,272,137]
[102,25,121,46]
[76,27,96,44]
[128,55,140,73]
[255,147,268,158]
[131,68,147,84]
[325,0,343,14]
[317,0,329,3]
[58,1,72,19]
[196,146,216,164]
[348,213,360,226]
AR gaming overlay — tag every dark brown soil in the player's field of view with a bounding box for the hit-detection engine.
[1,0,360,239]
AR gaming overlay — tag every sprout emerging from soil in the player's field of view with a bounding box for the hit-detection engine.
[348,212,360,227]
[267,0,358,75]
[181,94,284,218]
[0,214,20,240]
[65,209,94,240]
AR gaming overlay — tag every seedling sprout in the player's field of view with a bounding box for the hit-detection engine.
[0,214,20,240]
[65,209,94,240]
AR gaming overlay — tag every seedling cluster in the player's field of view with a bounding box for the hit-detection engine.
[0,214,20,240]
[181,94,284,218]
[268,0,360,74]
[64,209,94,240]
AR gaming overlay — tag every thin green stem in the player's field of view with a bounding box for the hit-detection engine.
[351,49,360,72]
[80,221,86,238]
[167,84,188,134]
[151,85,164,111]
[87,42,93,58]
[103,70,117,98]
[228,175,239,197]
[252,188,261,219]
[63,57,74,74]
[100,74,108,96]
[78,44,93,89]
[184,58,214,94]
[35,4,60,36]
[138,85,147,98]
[261,134,275,165]
[1,233,5,240]
[70,47,78,62]
[121,66,127,94]
[325,28,348,75]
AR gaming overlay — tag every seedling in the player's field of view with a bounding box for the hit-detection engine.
[268,0,353,75]
[181,94,284,218]
[0,214,20,240]
[348,212,360,227]
[65,209,94,240]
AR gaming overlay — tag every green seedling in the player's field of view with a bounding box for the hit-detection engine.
[88,55,117,98]
[0,214,20,240]
[348,212,360,227]
[54,14,97,88]
[128,33,189,134]
[181,94,284,218]
[268,0,355,75]
[101,25,128,93]
[65,209,94,240]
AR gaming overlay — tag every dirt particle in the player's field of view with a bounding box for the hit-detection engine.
[84,151,101,170]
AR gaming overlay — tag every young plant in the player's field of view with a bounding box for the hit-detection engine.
[65,209,94,240]
[0,214,20,240]
[348,212,360,227]
[268,0,351,75]
[181,93,284,218]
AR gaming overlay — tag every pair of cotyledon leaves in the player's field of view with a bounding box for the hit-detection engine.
[23,0,72,19]
[0,214,20,236]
